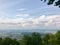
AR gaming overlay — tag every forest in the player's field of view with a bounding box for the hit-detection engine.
[0,30,60,45]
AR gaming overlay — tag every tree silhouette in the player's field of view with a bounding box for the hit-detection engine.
[41,0,60,7]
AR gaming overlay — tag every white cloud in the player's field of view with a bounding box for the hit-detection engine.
[16,14,30,17]
[0,15,60,29]
[17,8,27,11]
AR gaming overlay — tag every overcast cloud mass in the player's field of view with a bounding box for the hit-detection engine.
[0,0,60,30]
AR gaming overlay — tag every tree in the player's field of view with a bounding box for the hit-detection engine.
[21,32,42,45]
[0,38,3,45]
[2,37,20,45]
[31,32,42,45]
[42,33,55,45]
[20,35,32,45]
[41,0,60,7]
[55,31,60,45]
[11,39,20,45]
[3,37,12,45]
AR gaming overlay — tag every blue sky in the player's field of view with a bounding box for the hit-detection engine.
[0,0,60,30]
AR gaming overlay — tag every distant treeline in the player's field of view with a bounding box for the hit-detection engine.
[0,30,60,45]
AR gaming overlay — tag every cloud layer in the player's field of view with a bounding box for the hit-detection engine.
[0,15,60,29]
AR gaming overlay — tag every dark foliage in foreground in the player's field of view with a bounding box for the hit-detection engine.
[0,30,60,45]
[41,0,60,7]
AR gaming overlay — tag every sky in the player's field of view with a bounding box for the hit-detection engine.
[0,0,60,30]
